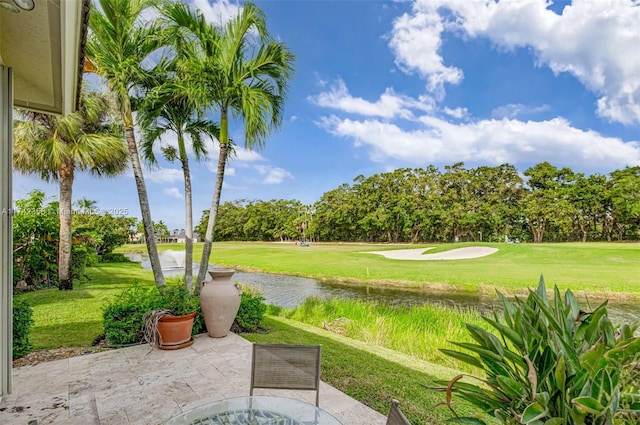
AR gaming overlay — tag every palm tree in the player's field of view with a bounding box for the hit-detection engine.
[139,76,219,292]
[75,197,97,214]
[164,2,295,288]
[13,88,128,290]
[86,0,167,287]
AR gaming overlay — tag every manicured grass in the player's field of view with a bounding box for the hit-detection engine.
[273,298,485,373]
[15,262,156,350]
[243,315,490,424]
[119,241,640,297]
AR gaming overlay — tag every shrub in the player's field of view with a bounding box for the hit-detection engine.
[13,299,34,359]
[100,252,131,263]
[150,284,200,316]
[234,287,266,332]
[103,282,155,345]
[12,190,59,289]
[71,243,95,280]
[103,282,202,345]
[432,276,640,425]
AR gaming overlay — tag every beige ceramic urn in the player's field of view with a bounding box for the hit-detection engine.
[200,269,242,337]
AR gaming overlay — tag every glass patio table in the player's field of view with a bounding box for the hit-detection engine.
[163,395,343,425]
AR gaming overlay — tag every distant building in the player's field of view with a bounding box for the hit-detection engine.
[168,229,199,243]
[130,229,199,244]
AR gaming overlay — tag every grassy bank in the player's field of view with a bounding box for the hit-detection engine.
[272,297,485,373]
[118,241,640,297]
[243,315,487,424]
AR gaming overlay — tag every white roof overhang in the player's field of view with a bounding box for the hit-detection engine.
[0,0,89,115]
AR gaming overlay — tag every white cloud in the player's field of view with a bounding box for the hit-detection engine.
[255,165,294,184]
[206,145,266,173]
[443,107,469,120]
[146,168,183,183]
[192,0,243,26]
[389,0,640,124]
[234,146,266,162]
[491,103,551,119]
[389,8,463,98]
[318,114,640,170]
[309,78,434,119]
[163,188,183,199]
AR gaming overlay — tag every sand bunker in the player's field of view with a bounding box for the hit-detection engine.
[365,246,498,260]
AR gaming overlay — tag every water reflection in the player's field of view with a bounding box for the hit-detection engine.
[126,254,638,325]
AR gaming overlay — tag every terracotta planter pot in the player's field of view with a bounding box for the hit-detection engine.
[200,269,242,338]
[157,311,196,350]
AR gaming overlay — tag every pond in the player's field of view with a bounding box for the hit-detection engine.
[127,253,639,326]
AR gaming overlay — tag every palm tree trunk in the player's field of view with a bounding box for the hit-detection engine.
[58,160,74,290]
[181,153,194,292]
[123,120,165,288]
[196,111,230,290]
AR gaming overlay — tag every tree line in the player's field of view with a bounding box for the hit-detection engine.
[198,162,640,244]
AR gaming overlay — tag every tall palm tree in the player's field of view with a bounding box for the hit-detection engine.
[165,2,294,288]
[139,77,219,292]
[86,0,167,287]
[13,88,128,290]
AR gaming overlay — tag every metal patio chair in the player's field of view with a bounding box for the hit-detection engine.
[250,343,322,406]
[386,399,411,425]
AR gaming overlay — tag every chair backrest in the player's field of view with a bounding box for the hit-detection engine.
[386,399,411,425]
[250,343,322,406]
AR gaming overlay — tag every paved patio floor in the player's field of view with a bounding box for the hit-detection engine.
[0,333,386,425]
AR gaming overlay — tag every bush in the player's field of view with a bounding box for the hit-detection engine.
[100,252,131,263]
[71,243,95,280]
[13,299,34,359]
[234,287,266,332]
[12,190,59,289]
[103,282,266,345]
[103,282,202,345]
[433,276,640,425]
[103,282,155,345]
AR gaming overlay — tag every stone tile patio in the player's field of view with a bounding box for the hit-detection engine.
[0,333,386,425]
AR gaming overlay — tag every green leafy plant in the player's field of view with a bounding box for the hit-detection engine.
[71,243,94,281]
[12,190,59,289]
[234,287,267,332]
[150,284,199,316]
[431,276,640,424]
[103,282,154,345]
[13,299,34,358]
[99,252,131,263]
[103,282,204,346]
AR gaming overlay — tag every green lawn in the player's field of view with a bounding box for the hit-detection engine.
[119,241,640,297]
[15,262,156,350]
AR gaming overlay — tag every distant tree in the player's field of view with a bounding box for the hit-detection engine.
[74,212,136,256]
[313,184,359,241]
[608,166,640,240]
[468,164,524,242]
[521,162,576,243]
[569,173,607,242]
[13,88,128,290]
[75,197,98,214]
[154,220,170,243]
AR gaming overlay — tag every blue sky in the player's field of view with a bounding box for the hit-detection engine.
[14,0,640,230]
